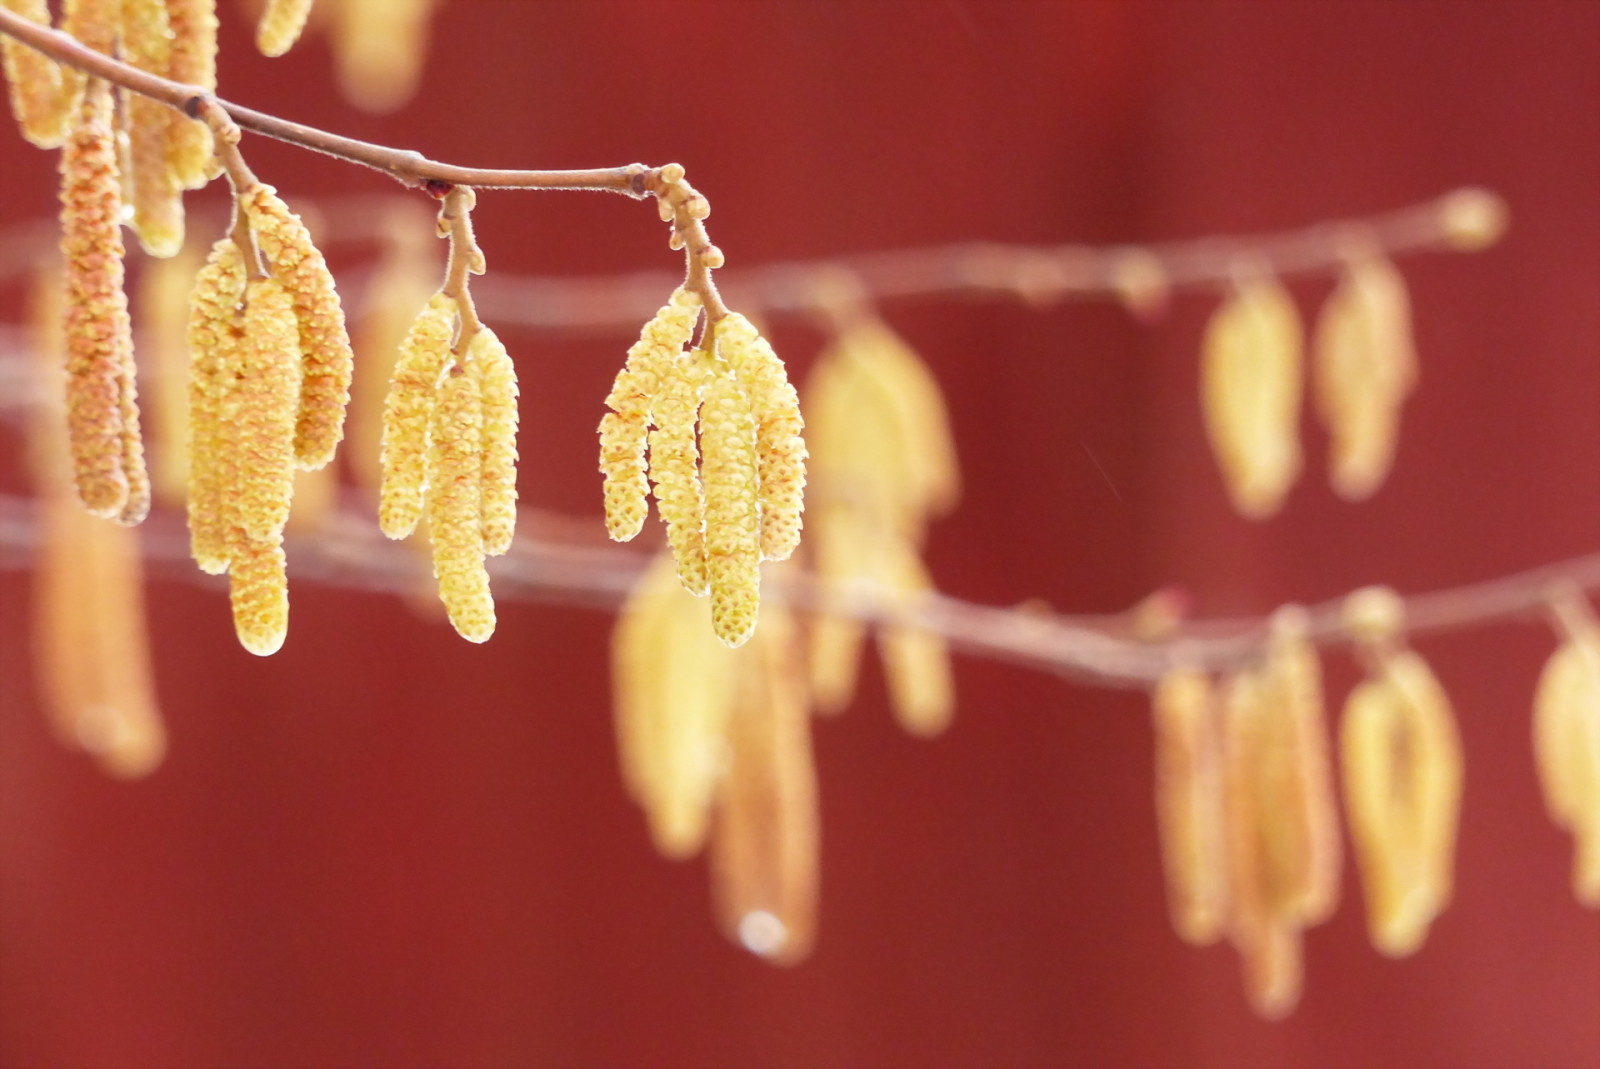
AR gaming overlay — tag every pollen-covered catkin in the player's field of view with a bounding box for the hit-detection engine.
[599,287,701,541]
[700,369,762,648]
[164,0,218,189]
[1152,667,1228,947]
[425,369,495,642]
[235,277,302,544]
[241,183,354,469]
[1,0,72,147]
[59,79,137,518]
[379,293,457,539]
[256,0,314,57]
[326,0,439,112]
[185,238,245,573]
[717,313,806,562]
[118,0,183,258]
[649,349,710,595]
[229,536,289,655]
[467,326,519,556]
[1533,614,1600,906]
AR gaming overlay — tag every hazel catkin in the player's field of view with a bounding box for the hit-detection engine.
[425,368,495,643]
[699,368,762,648]
[1151,666,1228,947]
[717,312,806,563]
[467,326,519,557]
[164,0,218,190]
[241,183,354,470]
[256,0,314,57]
[118,0,183,258]
[379,293,457,539]
[234,277,303,545]
[1,0,72,148]
[229,536,289,656]
[185,237,246,573]
[649,349,711,595]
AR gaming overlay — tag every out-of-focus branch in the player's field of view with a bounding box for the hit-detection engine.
[0,495,1591,689]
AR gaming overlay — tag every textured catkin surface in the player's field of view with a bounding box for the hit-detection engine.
[379,293,457,539]
[699,370,761,647]
[649,350,710,595]
[718,313,806,563]
[184,237,245,573]
[599,287,700,541]
[1,0,71,147]
[468,327,519,557]
[164,0,218,188]
[426,370,494,643]
[241,183,353,469]
[58,80,136,518]
[234,277,302,545]
[255,0,313,57]
[228,536,289,656]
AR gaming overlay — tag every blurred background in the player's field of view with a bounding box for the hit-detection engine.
[1,1,1596,1066]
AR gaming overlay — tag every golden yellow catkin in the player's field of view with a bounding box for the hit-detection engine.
[649,349,711,595]
[164,0,217,189]
[326,0,439,112]
[1200,273,1304,519]
[611,553,740,858]
[700,368,762,648]
[118,0,183,258]
[1340,648,1464,956]
[1151,667,1228,947]
[240,183,354,469]
[185,237,246,573]
[1257,611,1342,926]
[234,277,302,544]
[426,369,495,643]
[59,79,142,519]
[466,327,519,557]
[599,287,701,541]
[710,603,820,966]
[1313,250,1417,500]
[379,293,457,538]
[717,312,806,563]
[1532,601,1600,906]
[139,239,205,504]
[1220,670,1305,1020]
[229,536,289,655]
[1,0,72,147]
[256,0,314,56]
[877,545,954,737]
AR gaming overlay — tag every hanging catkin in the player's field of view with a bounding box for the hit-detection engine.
[256,0,314,57]
[326,0,440,112]
[699,367,762,648]
[185,237,246,573]
[164,0,218,190]
[241,183,354,470]
[425,368,495,642]
[1151,666,1228,947]
[234,277,302,545]
[1,0,72,147]
[229,537,289,655]
[648,349,711,595]
[1532,596,1600,907]
[467,326,519,556]
[599,287,700,541]
[118,0,183,257]
[717,312,806,563]
[379,293,457,538]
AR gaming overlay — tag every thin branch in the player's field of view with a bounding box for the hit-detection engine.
[0,8,652,195]
[0,494,1591,690]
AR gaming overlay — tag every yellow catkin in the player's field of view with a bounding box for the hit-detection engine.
[378,292,457,539]
[229,536,289,655]
[1532,615,1600,906]
[1200,274,1304,519]
[1151,667,1228,947]
[118,0,183,257]
[241,183,354,469]
[649,348,711,595]
[139,239,205,504]
[700,368,762,648]
[256,0,314,57]
[1221,670,1305,1020]
[426,369,495,643]
[717,312,806,562]
[185,238,245,573]
[59,79,139,519]
[1314,250,1417,500]
[599,287,701,541]
[1,0,72,147]
[611,553,740,858]
[467,326,519,557]
[709,603,820,966]
[164,0,217,189]
[234,277,302,544]
[327,0,439,112]
[877,545,955,737]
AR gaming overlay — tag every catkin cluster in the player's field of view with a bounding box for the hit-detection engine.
[377,295,520,643]
[1151,611,1341,1019]
[599,293,805,648]
[803,315,959,736]
[1200,246,1421,519]
[612,554,820,965]
[185,184,354,655]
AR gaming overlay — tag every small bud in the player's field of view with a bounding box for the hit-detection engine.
[659,162,686,185]
[702,245,725,270]
[1437,187,1508,251]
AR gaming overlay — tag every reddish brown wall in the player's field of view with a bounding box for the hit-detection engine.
[1,2,1596,1066]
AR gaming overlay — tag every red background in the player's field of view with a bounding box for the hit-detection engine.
[2,2,1597,1066]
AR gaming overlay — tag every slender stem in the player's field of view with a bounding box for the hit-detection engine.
[438,186,484,349]
[0,8,652,195]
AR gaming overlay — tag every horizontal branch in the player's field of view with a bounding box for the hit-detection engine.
[0,8,653,194]
[0,494,1592,690]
